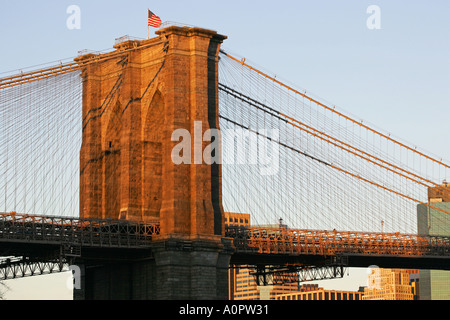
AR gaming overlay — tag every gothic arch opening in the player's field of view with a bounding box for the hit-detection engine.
[103,100,122,219]
[142,90,164,221]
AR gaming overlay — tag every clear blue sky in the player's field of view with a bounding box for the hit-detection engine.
[0,0,449,299]
[1,0,449,160]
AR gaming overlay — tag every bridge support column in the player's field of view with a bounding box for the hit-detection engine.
[153,238,233,300]
[73,239,233,300]
[74,261,157,300]
[75,25,232,299]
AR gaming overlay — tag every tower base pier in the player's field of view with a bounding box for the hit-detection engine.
[74,238,233,300]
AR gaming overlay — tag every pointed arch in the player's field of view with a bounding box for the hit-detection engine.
[103,100,122,219]
[142,90,164,221]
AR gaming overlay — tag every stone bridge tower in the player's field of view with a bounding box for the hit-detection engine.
[75,26,232,300]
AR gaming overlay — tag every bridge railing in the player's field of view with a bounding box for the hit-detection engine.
[0,212,159,248]
[225,225,450,257]
[2,212,449,257]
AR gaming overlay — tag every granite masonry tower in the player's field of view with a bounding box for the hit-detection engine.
[75,26,232,299]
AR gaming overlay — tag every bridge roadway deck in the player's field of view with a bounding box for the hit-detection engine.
[226,226,450,270]
[0,213,449,270]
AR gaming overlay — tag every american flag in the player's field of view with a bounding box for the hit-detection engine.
[148,10,162,28]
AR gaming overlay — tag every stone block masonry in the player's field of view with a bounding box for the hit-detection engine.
[74,26,232,300]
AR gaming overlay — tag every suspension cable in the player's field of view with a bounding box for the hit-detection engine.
[220,50,450,170]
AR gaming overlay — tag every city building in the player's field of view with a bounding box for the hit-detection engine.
[362,268,419,300]
[275,284,364,300]
[225,212,250,227]
[233,267,315,300]
[233,267,261,300]
[226,212,299,300]
[417,182,450,300]
[226,212,252,300]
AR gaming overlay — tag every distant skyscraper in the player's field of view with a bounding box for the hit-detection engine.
[417,182,450,300]
[225,212,299,300]
[226,212,252,300]
[276,284,364,300]
[362,268,418,300]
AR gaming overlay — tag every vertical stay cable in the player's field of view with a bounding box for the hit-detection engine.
[0,70,82,217]
[218,50,449,234]
[220,50,450,172]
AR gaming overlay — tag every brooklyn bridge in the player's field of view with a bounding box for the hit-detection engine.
[0,25,449,300]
